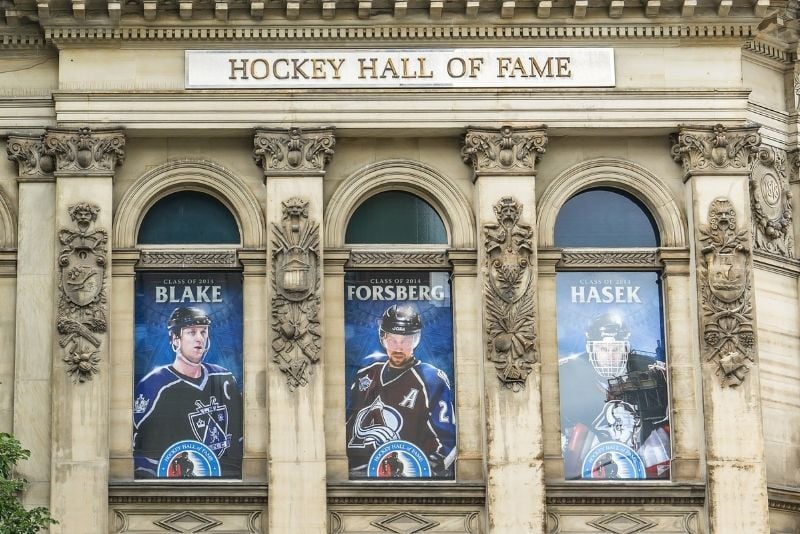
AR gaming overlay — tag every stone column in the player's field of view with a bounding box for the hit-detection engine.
[6,134,56,509]
[254,127,334,534]
[671,124,770,534]
[44,127,125,534]
[461,125,548,534]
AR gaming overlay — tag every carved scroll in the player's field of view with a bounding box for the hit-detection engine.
[43,127,125,174]
[254,127,335,175]
[271,198,322,390]
[483,197,537,390]
[750,146,794,258]
[697,198,755,387]
[57,203,108,382]
[462,125,547,176]
[670,123,760,176]
[6,134,54,178]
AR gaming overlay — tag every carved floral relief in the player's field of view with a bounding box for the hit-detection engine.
[697,198,755,387]
[670,124,760,176]
[254,127,335,174]
[58,203,108,382]
[6,134,55,177]
[483,196,537,390]
[271,198,322,390]
[462,125,547,175]
[750,146,794,258]
[43,127,126,174]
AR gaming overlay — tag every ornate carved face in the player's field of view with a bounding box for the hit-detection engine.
[68,203,99,228]
[493,197,521,228]
[282,198,309,220]
[708,198,737,233]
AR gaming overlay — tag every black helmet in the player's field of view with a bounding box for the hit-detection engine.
[168,307,211,337]
[380,305,422,336]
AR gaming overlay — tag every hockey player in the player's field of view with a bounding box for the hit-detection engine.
[133,306,243,478]
[346,304,456,478]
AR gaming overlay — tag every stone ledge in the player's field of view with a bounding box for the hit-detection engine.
[327,482,486,505]
[769,485,800,513]
[108,482,268,504]
[546,482,706,506]
[754,250,800,277]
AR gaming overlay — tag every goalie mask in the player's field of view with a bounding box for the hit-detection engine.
[585,313,630,378]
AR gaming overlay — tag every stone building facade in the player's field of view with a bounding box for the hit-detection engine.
[0,0,799,532]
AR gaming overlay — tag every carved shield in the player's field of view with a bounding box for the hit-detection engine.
[61,246,105,306]
[707,251,747,303]
[488,249,532,303]
[276,245,317,302]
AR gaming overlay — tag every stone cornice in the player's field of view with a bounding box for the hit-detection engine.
[253,127,335,177]
[108,482,268,504]
[670,123,761,179]
[768,485,800,513]
[43,127,125,175]
[462,125,547,177]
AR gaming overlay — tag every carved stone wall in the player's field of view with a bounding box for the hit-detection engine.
[750,146,794,258]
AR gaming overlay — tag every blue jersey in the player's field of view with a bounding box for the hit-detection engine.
[346,355,456,477]
[133,362,243,478]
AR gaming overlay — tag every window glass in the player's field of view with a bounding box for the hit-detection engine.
[345,191,447,245]
[555,188,659,248]
[138,191,240,245]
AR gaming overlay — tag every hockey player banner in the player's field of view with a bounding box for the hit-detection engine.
[133,272,244,479]
[556,271,670,481]
[344,271,457,480]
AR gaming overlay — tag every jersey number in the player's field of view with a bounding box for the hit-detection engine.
[438,401,455,424]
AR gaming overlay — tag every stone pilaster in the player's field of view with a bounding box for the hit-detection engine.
[44,127,125,534]
[7,134,56,510]
[462,125,547,534]
[671,123,769,534]
[255,126,334,533]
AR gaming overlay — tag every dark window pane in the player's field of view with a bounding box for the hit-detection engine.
[346,191,447,244]
[138,191,240,245]
[555,188,659,248]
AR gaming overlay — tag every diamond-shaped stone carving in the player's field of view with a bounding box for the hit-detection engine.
[587,512,656,534]
[153,511,223,533]
[371,511,439,533]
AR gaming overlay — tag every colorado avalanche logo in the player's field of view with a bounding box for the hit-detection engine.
[188,396,232,458]
[348,396,403,449]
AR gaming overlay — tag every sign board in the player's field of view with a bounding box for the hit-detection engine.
[186,48,615,89]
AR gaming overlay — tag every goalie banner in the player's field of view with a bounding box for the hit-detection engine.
[556,271,671,480]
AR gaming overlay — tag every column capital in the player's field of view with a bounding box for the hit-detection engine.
[253,126,335,178]
[43,127,125,176]
[461,125,547,179]
[6,133,55,182]
[670,123,761,179]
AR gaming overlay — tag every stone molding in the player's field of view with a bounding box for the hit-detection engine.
[670,123,761,178]
[6,133,54,179]
[537,158,687,248]
[483,196,538,390]
[560,249,659,268]
[270,197,322,390]
[348,250,449,268]
[768,485,800,513]
[34,22,759,44]
[113,159,265,249]
[750,146,794,258]
[0,184,16,249]
[326,482,485,505]
[753,249,800,277]
[43,127,125,175]
[696,198,755,387]
[254,127,335,177]
[108,482,268,504]
[324,159,476,249]
[462,125,547,177]
[137,249,239,269]
[57,202,108,382]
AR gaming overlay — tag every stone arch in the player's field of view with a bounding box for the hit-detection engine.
[0,186,15,248]
[114,159,265,249]
[325,159,476,248]
[537,158,687,248]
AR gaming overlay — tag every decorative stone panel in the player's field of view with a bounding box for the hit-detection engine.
[461,125,547,177]
[329,510,481,534]
[750,146,794,258]
[670,123,760,178]
[43,127,125,175]
[254,127,335,176]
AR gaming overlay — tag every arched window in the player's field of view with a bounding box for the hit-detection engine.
[137,191,240,245]
[555,188,659,248]
[345,191,447,245]
[554,186,670,482]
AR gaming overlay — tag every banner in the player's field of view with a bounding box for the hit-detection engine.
[344,271,456,480]
[133,272,243,479]
[557,272,671,480]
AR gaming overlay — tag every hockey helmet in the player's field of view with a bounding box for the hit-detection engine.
[379,305,422,336]
[167,307,211,338]
[585,312,630,378]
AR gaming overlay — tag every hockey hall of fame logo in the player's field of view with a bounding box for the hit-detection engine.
[158,440,221,478]
[581,442,646,480]
[368,440,431,478]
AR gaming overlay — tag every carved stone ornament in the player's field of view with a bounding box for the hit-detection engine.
[483,196,537,390]
[271,198,322,390]
[43,127,125,174]
[697,198,755,387]
[6,134,55,178]
[138,250,238,268]
[461,125,547,176]
[670,123,760,177]
[57,203,108,382]
[348,251,449,267]
[254,127,335,175]
[750,147,794,258]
